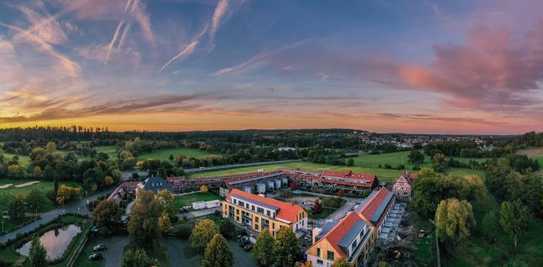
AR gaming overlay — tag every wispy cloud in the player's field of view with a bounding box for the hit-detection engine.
[209,0,229,44]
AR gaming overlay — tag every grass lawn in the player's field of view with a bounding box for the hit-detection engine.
[137,148,220,161]
[0,179,82,232]
[353,151,430,168]
[95,145,118,158]
[174,192,221,209]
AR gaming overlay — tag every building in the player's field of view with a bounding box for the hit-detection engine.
[137,176,172,193]
[218,171,288,196]
[306,187,396,267]
[357,187,396,239]
[392,172,416,201]
[285,169,378,193]
[307,212,375,267]
[222,189,307,237]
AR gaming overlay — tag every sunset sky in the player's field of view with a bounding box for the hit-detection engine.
[1,0,543,134]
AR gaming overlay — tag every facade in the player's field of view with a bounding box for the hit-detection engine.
[219,171,288,196]
[392,172,416,201]
[222,189,307,237]
[306,187,396,267]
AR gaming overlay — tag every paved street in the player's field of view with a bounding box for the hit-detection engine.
[0,189,112,245]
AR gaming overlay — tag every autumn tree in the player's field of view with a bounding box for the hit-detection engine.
[158,212,172,233]
[121,248,154,267]
[29,235,47,267]
[499,200,530,250]
[190,219,219,253]
[127,190,162,249]
[254,230,274,266]
[333,258,353,267]
[435,198,475,251]
[202,234,233,267]
[273,227,301,267]
[92,199,122,230]
[432,153,448,172]
[156,189,176,218]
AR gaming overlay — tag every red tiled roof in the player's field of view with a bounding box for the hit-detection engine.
[311,212,368,258]
[226,189,305,223]
[358,187,394,226]
[322,170,353,177]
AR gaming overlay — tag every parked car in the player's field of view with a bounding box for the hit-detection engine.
[89,253,103,261]
[92,244,107,251]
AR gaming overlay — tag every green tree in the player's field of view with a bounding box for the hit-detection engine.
[435,198,475,250]
[32,166,43,179]
[190,219,219,253]
[127,190,162,249]
[29,235,47,267]
[26,189,47,216]
[432,153,448,172]
[499,200,530,250]
[480,209,500,242]
[408,150,425,166]
[202,234,233,267]
[272,227,300,267]
[346,158,354,166]
[254,231,274,266]
[92,199,121,230]
[8,194,27,223]
[121,248,154,267]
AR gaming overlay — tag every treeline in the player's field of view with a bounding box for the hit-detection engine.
[0,142,122,192]
[423,140,508,158]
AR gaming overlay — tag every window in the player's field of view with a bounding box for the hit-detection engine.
[317,248,321,257]
[351,240,358,251]
[327,251,334,261]
[266,210,271,216]
[257,207,264,213]
[317,259,323,265]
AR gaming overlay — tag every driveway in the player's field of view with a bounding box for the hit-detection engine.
[102,236,130,267]
[0,189,112,245]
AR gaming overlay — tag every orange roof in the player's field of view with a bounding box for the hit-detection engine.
[322,170,353,177]
[358,187,394,226]
[226,189,305,223]
[311,212,369,258]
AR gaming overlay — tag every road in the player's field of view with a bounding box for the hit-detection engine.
[0,189,112,245]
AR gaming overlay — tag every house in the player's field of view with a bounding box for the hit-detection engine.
[222,189,307,237]
[306,187,396,267]
[392,172,416,201]
[137,176,172,193]
[285,169,378,193]
[307,212,375,267]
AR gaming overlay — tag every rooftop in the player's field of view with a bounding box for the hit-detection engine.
[226,188,305,223]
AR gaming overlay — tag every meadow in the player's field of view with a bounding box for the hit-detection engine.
[137,148,220,161]
[189,150,483,183]
[517,147,543,166]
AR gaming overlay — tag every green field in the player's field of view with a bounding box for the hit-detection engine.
[174,192,221,209]
[95,145,118,158]
[137,148,219,161]
[0,150,31,167]
[190,152,482,182]
[0,179,82,232]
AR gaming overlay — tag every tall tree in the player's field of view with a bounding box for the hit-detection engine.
[408,150,425,167]
[8,194,27,223]
[435,198,475,250]
[127,190,162,249]
[92,199,122,230]
[254,231,274,266]
[121,248,154,267]
[202,234,233,267]
[499,200,530,250]
[29,235,47,267]
[26,189,47,216]
[272,227,300,267]
[190,219,219,253]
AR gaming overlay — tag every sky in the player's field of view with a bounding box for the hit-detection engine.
[0,0,543,134]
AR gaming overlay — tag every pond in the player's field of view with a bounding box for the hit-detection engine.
[17,224,82,261]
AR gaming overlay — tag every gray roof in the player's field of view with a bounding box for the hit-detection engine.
[143,177,171,192]
[233,195,279,211]
[370,191,394,223]
[338,220,367,253]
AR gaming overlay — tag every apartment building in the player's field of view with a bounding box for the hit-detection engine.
[222,189,307,237]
